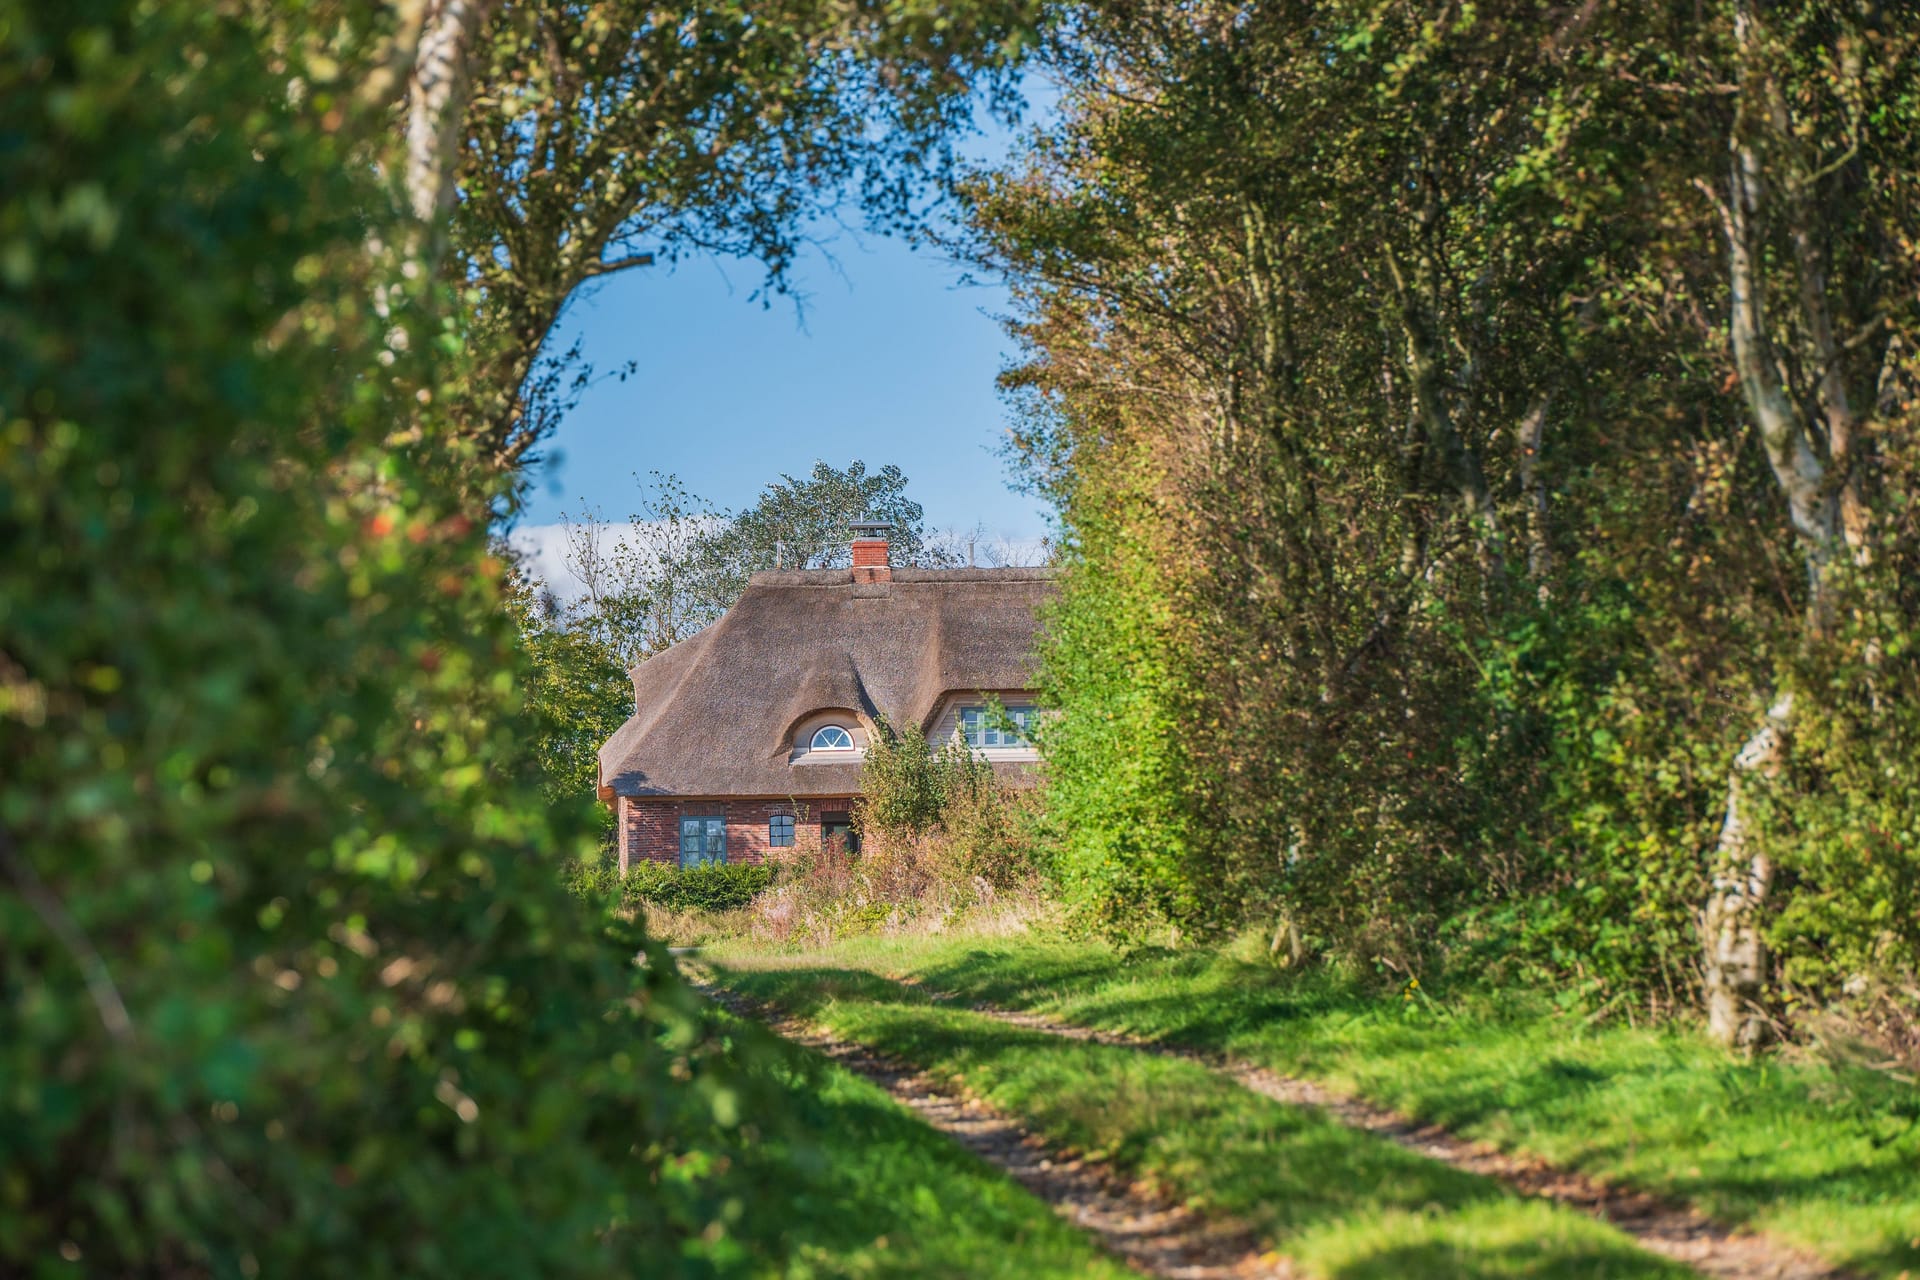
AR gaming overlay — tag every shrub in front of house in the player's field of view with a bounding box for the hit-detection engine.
[858,716,1041,890]
[565,858,774,913]
[626,862,775,912]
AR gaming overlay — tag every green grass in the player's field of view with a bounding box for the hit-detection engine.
[713,934,1920,1278]
[718,1010,1136,1278]
[711,963,1696,1279]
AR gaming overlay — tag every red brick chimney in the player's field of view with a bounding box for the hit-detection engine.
[850,519,893,584]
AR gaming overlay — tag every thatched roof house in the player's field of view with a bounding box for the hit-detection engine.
[597,526,1054,869]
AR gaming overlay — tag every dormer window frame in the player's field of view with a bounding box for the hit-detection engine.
[809,724,856,752]
[957,701,1038,751]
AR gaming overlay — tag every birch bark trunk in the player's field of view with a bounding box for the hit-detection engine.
[1701,693,1791,1048]
[1696,0,1871,1049]
[400,0,496,267]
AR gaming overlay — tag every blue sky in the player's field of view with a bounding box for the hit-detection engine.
[520,231,1042,537]
[513,86,1056,560]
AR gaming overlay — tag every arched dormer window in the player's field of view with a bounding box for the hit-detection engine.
[810,725,855,751]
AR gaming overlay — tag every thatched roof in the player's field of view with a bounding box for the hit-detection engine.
[597,567,1056,799]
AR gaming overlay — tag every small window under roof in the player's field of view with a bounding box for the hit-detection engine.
[810,725,855,751]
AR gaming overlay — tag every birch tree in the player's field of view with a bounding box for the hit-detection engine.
[1694,0,1918,1048]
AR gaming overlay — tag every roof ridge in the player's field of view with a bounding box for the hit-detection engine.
[747,566,1059,587]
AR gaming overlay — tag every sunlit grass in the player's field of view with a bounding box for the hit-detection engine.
[719,1009,1137,1278]
[714,934,1920,1278]
[713,964,1693,1279]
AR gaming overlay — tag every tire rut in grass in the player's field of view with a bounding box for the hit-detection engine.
[702,984,1295,1280]
[901,986,1855,1280]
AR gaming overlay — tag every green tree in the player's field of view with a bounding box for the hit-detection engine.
[684,460,955,616]
[506,574,633,825]
[447,0,1041,486]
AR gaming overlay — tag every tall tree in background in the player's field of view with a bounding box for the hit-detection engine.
[686,460,951,613]
[554,461,947,652]
[977,0,1920,1047]
[557,472,724,668]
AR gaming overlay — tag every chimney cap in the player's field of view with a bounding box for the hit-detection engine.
[850,519,895,537]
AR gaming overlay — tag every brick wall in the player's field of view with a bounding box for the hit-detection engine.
[616,796,680,872]
[617,796,854,870]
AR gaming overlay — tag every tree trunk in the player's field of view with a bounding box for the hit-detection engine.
[1701,692,1791,1050]
[1695,0,1858,1050]
[1380,246,1504,578]
[402,0,496,261]
[1515,394,1551,597]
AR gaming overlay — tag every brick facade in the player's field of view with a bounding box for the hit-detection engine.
[617,795,856,870]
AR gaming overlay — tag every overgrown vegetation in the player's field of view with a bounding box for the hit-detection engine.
[969,0,1920,1050]
[1,6,759,1271]
[723,721,1045,947]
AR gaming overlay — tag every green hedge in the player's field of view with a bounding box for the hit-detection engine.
[567,859,775,912]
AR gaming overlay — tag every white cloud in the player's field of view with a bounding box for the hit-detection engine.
[505,523,577,599]
[504,517,710,606]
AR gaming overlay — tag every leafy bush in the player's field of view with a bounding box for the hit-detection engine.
[857,714,1036,885]
[0,7,769,1275]
[625,862,777,912]
[854,717,973,839]
[565,858,776,913]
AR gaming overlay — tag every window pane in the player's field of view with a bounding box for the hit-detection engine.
[680,816,725,867]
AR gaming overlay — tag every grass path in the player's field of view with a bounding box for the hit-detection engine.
[708,960,1702,1280]
[710,982,1292,1278]
[714,934,1920,1279]
[712,1003,1138,1278]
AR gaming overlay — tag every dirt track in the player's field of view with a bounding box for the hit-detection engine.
[703,983,1294,1279]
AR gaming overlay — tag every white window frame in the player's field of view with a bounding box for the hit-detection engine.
[809,724,856,751]
[959,704,1037,750]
